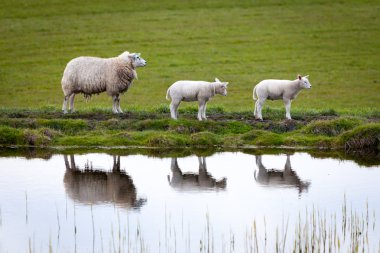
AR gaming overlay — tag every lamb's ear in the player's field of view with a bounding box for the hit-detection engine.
[136,53,141,57]
[215,78,221,83]
[225,82,229,86]
[297,74,302,80]
[304,75,309,79]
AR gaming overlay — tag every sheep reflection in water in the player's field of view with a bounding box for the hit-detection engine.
[63,155,146,209]
[168,157,227,191]
[254,155,310,194]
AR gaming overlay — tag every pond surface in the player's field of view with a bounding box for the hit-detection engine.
[0,149,379,252]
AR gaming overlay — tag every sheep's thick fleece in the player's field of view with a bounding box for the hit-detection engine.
[62,55,135,97]
[61,52,146,114]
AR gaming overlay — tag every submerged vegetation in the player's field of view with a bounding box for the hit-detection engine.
[0,107,379,151]
[10,192,380,253]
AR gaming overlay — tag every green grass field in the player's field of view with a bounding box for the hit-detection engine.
[1,0,379,113]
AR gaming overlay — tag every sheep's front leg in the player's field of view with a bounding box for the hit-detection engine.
[62,95,69,114]
[112,95,119,114]
[116,94,123,113]
[284,99,292,119]
[201,102,208,120]
[198,100,206,121]
[170,99,181,120]
[255,98,265,120]
[69,94,75,113]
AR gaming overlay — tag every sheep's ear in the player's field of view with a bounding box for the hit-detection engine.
[137,53,141,57]
[304,75,309,79]
[225,82,229,86]
[215,78,221,83]
[297,74,302,80]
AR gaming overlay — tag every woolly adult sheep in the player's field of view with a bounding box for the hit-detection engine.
[61,51,147,114]
[166,78,229,121]
[253,74,312,120]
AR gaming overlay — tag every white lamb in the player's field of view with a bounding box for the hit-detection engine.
[166,78,229,121]
[61,51,147,114]
[253,74,312,120]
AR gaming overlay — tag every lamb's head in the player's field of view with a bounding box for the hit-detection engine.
[129,53,147,68]
[297,74,312,89]
[214,78,229,96]
[118,51,147,68]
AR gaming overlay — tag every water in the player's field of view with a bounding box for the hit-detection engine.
[0,149,379,252]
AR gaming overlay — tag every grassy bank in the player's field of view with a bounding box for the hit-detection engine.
[0,107,379,151]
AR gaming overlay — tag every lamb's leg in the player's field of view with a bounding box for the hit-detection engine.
[170,99,180,120]
[116,95,123,113]
[112,95,119,114]
[202,102,207,120]
[284,99,292,119]
[69,94,75,113]
[254,100,259,118]
[175,104,179,119]
[256,98,265,120]
[62,95,69,114]
[198,100,206,121]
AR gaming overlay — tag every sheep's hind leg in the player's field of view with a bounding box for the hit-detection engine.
[254,100,259,118]
[170,100,180,120]
[69,94,75,113]
[256,98,265,120]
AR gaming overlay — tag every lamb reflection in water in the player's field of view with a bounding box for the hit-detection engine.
[254,155,310,194]
[63,155,146,209]
[168,157,227,191]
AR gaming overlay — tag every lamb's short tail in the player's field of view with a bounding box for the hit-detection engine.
[166,88,171,101]
[253,85,258,100]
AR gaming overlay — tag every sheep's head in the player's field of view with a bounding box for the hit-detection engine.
[129,53,147,68]
[214,78,229,96]
[297,74,311,89]
[118,51,147,67]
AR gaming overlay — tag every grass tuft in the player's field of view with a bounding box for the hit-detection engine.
[144,132,189,147]
[339,123,380,150]
[154,104,170,114]
[241,130,268,142]
[0,126,24,145]
[134,119,171,131]
[37,119,89,134]
[23,129,51,146]
[190,131,221,146]
[303,117,364,136]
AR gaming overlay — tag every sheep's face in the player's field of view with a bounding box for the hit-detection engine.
[214,78,228,96]
[130,53,147,68]
[302,77,312,89]
[215,83,228,96]
[298,75,312,89]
